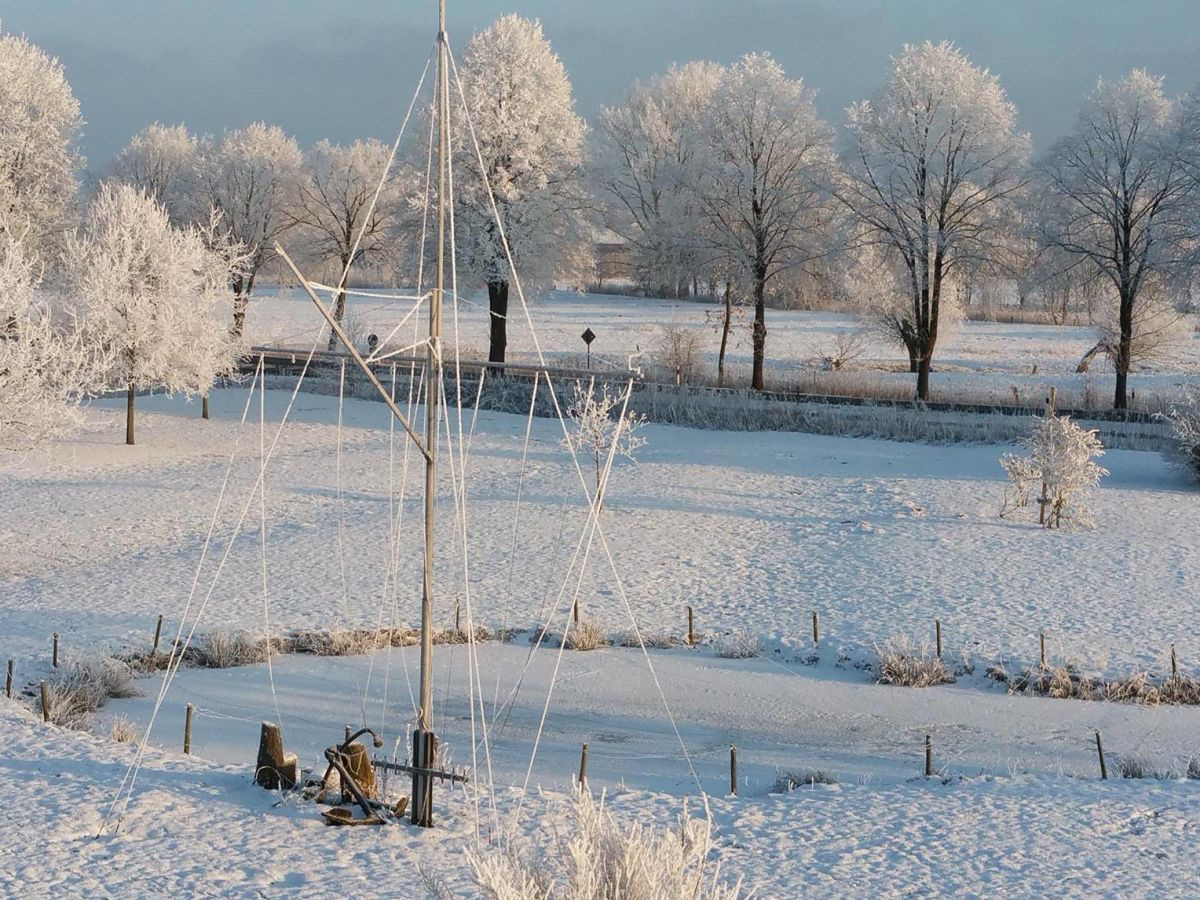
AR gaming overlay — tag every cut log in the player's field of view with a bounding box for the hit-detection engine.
[341,742,375,799]
[255,721,298,790]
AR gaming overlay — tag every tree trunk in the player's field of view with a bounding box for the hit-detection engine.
[1113,294,1133,410]
[126,384,136,446]
[487,279,509,373]
[327,287,347,352]
[718,281,733,388]
[202,395,210,420]
[751,272,767,391]
[916,354,932,402]
[905,340,919,373]
[231,292,249,339]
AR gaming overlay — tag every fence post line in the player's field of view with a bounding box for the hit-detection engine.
[687,606,694,647]
[935,620,942,659]
[1095,730,1108,780]
[152,614,164,659]
[925,734,933,778]
[5,659,12,700]
[730,745,738,796]
[52,633,59,668]
[812,611,820,647]
[40,681,50,723]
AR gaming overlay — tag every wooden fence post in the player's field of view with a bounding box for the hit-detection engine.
[935,620,942,659]
[184,703,195,755]
[925,734,933,778]
[578,742,589,786]
[687,606,694,647]
[1040,631,1047,669]
[1171,644,1178,679]
[1038,388,1056,525]
[52,633,59,668]
[5,659,12,700]
[812,611,820,646]
[152,614,164,659]
[1095,730,1107,780]
[730,745,738,796]
[40,681,49,723]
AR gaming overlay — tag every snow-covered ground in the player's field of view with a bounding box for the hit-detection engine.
[246,287,1200,406]
[3,388,1200,895]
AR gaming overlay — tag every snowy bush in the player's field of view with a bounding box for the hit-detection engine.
[874,636,953,687]
[1163,386,1200,482]
[1000,413,1108,529]
[468,788,742,899]
[771,770,838,792]
[42,656,139,728]
[713,629,761,659]
[191,630,271,668]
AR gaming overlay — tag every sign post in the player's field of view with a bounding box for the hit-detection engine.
[581,328,596,369]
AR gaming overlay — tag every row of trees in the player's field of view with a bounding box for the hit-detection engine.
[5,15,1200,449]
[595,44,1200,407]
[1,26,244,449]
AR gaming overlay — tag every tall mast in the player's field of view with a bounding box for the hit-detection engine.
[412,0,447,828]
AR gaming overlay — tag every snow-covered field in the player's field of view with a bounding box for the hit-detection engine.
[247,287,1200,407]
[3,386,1200,895]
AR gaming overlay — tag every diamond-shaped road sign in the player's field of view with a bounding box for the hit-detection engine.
[581,328,596,345]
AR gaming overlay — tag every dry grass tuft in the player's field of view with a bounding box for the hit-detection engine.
[713,629,761,659]
[874,637,953,687]
[614,628,682,649]
[563,619,610,652]
[190,630,273,669]
[291,627,388,657]
[108,715,141,744]
[42,656,140,728]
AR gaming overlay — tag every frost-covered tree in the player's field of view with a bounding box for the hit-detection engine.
[560,379,646,507]
[1038,71,1196,409]
[0,21,83,258]
[1001,414,1108,529]
[453,15,590,367]
[195,123,302,337]
[68,184,242,445]
[595,61,723,297]
[289,138,412,347]
[838,41,1030,400]
[697,53,837,391]
[1164,386,1200,482]
[0,224,101,451]
[109,123,201,225]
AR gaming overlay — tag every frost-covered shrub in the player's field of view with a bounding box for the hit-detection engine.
[191,630,270,668]
[874,636,953,687]
[772,770,838,792]
[1117,755,1169,780]
[1163,387,1200,482]
[42,656,139,728]
[561,379,647,502]
[713,629,761,659]
[1000,413,1108,528]
[468,788,743,899]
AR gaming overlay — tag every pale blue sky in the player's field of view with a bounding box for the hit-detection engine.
[4,0,1197,171]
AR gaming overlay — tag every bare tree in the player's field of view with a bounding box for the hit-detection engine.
[1038,70,1196,408]
[838,41,1030,400]
[698,53,836,391]
[289,138,412,348]
[195,123,302,338]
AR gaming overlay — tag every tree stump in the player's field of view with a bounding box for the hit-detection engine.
[340,742,375,800]
[255,721,298,790]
